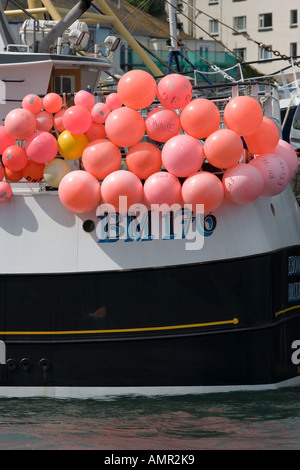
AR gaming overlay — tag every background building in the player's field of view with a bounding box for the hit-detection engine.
[177,0,300,82]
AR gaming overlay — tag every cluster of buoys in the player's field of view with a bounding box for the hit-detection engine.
[0,69,298,214]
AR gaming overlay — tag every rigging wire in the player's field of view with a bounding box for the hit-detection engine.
[107,0,156,70]
[91,0,152,59]
[89,0,157,82]
[6,0,38,20]
[100,0,185,75]
[133,0,242,81]
[108,0,152,37]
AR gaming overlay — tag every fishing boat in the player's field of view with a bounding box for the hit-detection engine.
[0,0,300,399]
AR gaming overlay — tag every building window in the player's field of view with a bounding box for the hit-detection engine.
[233,0,246,2]
[233,16,247,33]
[290,10,298,27]
[259,13,272,30]
[290,43,297,57]
[234,48,246,61]
[209,19,219,35]
[259,45,272,60]
[209,0,219,4]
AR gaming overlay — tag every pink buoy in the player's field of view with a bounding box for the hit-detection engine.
[222,163,264,204]
[0,181,12,201]
[5,167,23,182]
[105,107,145,147]
[117,70,157,109]
[22,94,43,114]
[106,93,122,111]
[74,89,94,110]
[0,126,15,154]
[63,105,92,135]
[182,171,224,214]
[180,98,220,139]
[223,96,263,136]
[244,117,280,154]
[58,170,101,213]
[0,165,4,181]
[85,122,106,141]
[35,111,54,132]
[145,107,181,143]
[126,142,162,179]
[203,129,244,169]
[249,153,289,197]
[53,110,66,132]
[161,134,204,177]
[25,131,58,163]
[91,102,111,124]
[82,140,122,180]
[43,93,63,114]
[85,138,107,148]
[271,139,299,181]
[4,108,36,140]
[101,170,143,212]
[143,171,182,207]
[2,145,28,171]
[157,74,193,110]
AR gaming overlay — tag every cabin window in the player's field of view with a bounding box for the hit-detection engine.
[54,76,74,94]
[49,69,81,95]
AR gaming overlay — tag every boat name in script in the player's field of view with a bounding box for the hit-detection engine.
[95,199,216,250]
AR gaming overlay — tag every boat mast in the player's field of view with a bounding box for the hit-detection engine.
[167,0,181,72]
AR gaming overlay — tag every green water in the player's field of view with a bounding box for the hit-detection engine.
[0,389,299,450]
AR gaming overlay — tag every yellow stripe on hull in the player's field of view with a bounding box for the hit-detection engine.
[0,318,239,336]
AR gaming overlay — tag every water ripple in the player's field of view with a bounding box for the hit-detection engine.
[0,388,299,449]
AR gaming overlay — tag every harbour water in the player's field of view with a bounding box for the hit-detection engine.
[0,388,300,451]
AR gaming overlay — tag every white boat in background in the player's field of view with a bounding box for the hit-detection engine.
[290,104,300,150]
[0,1,300,399]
